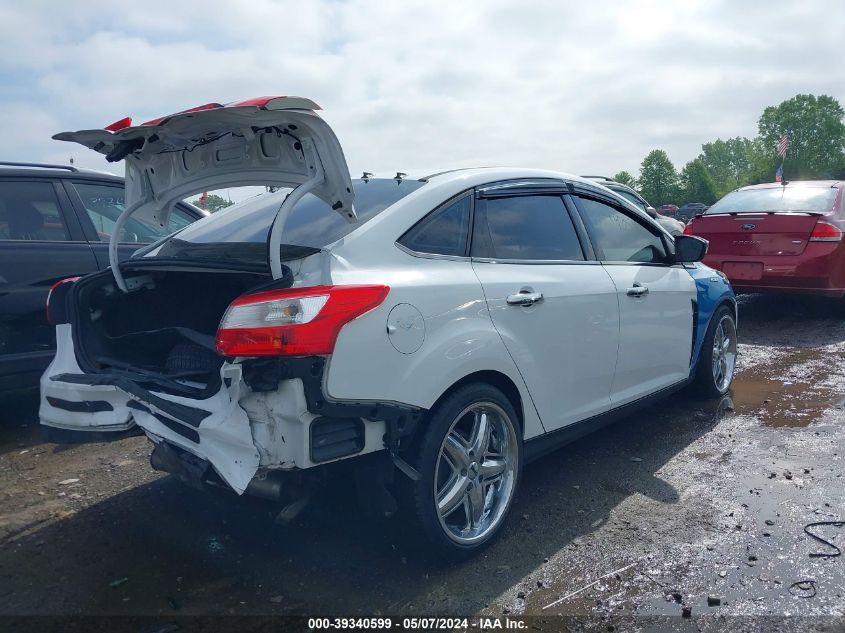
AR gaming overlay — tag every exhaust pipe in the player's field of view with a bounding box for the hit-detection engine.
[150,441,311,521]
[244,472,289,500]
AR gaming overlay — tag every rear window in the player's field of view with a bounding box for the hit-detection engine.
[707,187,838,214]
[171,178,425,248]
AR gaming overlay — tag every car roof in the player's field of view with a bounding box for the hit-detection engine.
[421,166,601,188]
[0,161,121,181]
[738,180,843,191]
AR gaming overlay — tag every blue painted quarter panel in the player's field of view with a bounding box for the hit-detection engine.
[685,263,736,376]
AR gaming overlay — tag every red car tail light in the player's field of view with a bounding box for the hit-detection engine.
[683,222,694,236]
[809,220,843,242]
[215,285,389,357]
[46,277,80,325]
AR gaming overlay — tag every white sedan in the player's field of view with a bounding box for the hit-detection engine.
[40,97,737,556]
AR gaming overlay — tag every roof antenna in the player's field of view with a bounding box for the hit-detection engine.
[395,172,407,181]
[362,171,374,181]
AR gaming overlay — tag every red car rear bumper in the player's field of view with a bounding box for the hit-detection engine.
[703,242,845,298]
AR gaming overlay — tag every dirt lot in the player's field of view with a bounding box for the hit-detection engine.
[1,294,844,632]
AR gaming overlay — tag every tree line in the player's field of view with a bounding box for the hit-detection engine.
[612,94,845,207]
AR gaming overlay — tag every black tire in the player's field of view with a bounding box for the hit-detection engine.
[694,305,738,398]
[406,383,522,559]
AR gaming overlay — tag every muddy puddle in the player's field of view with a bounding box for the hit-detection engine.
[730,348,845,428]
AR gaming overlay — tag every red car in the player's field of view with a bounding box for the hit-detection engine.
[658,204,679,216]
[685,181,845,297]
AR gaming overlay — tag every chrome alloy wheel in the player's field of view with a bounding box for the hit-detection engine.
[434,402,518,545]
[712,314,737,392]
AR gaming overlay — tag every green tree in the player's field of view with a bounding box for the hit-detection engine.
[190,193,233,212]
[679,159,719,205]
[612,170,637,188]
[757,94,845,180]
[638,150,678,206]
[698,137,754,195]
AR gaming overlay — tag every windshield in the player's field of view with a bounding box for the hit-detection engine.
[706,186,838,214]
[168,178,425,249]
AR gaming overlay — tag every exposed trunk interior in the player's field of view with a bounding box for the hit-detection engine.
[71,268,276,387]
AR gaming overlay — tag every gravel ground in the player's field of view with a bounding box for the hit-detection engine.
[1,293,844,632]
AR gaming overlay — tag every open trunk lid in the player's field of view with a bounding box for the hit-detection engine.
[53,96,355,287]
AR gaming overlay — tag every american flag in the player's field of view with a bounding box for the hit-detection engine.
[776,131,792,158]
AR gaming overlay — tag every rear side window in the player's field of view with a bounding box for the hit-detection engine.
[0,181,69,241]
[576,196,666,263]
[173,178,426,248]
[472,195,585,261]
[398,196,471,256]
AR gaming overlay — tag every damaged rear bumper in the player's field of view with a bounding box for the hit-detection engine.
[40,326,425,497]
[48,362,261,494]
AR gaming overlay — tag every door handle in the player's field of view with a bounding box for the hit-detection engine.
[626,283,649,297]
[506,290,544,306]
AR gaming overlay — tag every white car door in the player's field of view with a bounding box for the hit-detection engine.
[470,187,620,432]
[571,192,697,406]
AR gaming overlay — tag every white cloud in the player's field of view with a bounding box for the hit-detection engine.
[1,0,843,181]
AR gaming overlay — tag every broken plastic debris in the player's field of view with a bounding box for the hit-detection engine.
[58,478,80,485]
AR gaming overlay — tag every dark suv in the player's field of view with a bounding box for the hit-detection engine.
[0,162,206,390]
[676,202,709,223]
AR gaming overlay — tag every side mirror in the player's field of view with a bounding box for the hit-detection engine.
[674,235,708,263]
[645,206,658,219]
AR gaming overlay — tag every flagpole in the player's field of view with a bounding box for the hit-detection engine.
[776,129,791,184]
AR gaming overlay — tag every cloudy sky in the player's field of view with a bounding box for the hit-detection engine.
[2,0,843,182]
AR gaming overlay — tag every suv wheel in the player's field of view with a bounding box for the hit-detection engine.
[408,383,522,557]
[695,306,737,397]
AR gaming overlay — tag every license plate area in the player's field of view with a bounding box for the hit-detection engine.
[723,261,763,281]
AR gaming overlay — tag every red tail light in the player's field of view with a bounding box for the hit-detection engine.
[215,285,389,357]
[46,277,80,325]
[809,220,843,242]
[683,222,694,236]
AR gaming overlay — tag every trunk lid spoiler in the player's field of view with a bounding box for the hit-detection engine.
[53,96,355,290]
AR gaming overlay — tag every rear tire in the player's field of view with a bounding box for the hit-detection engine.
[405,383,522,559]
[694,306,737,398]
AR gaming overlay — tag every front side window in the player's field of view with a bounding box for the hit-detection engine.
[0,181,69,241]
[472,195,585,261]
[576,196,667,263]
[73,182,196,243]
[398,196,471,256]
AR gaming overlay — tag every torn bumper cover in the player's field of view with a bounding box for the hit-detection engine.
[50,364,260,494]
[40,331,425,496]
[39,324,135,434]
